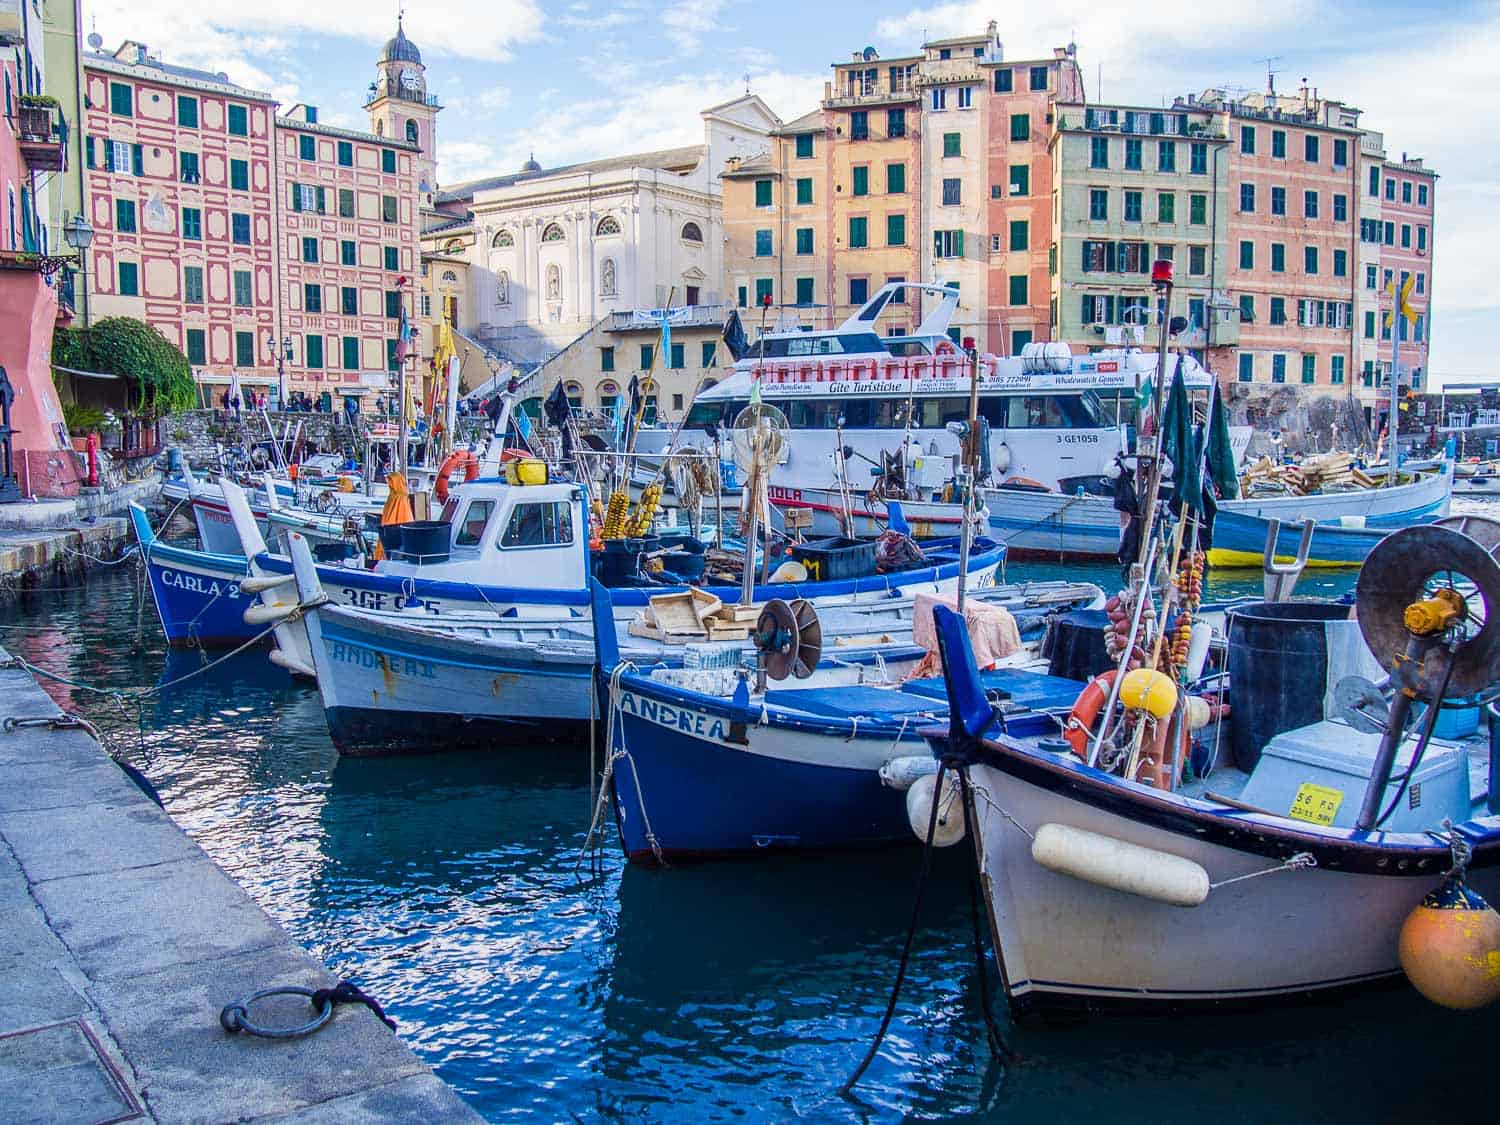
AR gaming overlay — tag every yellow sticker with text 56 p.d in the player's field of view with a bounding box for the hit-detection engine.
[1289,782,1344,826]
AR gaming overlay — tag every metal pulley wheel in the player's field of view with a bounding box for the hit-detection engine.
[1355,520,1500,699]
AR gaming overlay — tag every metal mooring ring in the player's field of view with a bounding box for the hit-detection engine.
[220,986,334,1038]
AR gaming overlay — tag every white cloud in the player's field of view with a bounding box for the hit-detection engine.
[439,140,506,185]
[86,0,546,88]
[467,66,822,175]
[663,0,733,52]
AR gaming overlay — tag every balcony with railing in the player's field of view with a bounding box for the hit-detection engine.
[824,71,919,109]
[17,98,67,172]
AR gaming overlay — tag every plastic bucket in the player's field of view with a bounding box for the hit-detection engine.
[1226,601,1353,772]
[398,520,450,562]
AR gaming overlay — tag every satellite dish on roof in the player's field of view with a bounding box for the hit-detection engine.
[87,32,103,49]
[862,46,878,61]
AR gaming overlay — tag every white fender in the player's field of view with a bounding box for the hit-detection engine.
[1186,620,1213,682]
[239,572,295,594]
[243,600,297,626]
[1030,823,1209,908]
[879,755,938,791]
[905,772,966,846]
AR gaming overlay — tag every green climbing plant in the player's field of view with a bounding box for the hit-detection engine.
[53,316,196,415]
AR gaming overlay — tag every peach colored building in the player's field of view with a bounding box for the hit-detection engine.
[981,44,1083,355]
[274,105,421,397]
[82,40,279,402]
[1217,88,1364,392]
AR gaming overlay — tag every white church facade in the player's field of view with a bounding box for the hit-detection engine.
[421,95,781,371]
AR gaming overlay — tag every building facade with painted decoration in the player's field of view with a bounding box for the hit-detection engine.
[78,25,427,405]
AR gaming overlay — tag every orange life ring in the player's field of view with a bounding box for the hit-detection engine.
[433,449,480,503]
[1063,670,1116,758]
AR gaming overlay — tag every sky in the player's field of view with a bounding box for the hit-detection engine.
[82,0,1496,386]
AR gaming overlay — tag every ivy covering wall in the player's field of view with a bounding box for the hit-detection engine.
[53,317,196,414]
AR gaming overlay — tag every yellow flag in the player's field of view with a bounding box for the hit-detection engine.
[1384,277,1419,329]
[1398,273,1417,326]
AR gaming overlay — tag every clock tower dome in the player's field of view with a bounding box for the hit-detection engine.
[365,18,441,205]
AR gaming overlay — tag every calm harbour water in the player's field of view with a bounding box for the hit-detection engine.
[5,542,1498,1121]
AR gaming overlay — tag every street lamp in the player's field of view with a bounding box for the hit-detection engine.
[267,335,292,408]
[61,212,93,324]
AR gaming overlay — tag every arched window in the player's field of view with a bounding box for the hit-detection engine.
[492,229,514,248]
[545,263,561,301]
[595,215,621,236]
[405,119,419,144]
[541,222,565,243]
[681,221,703,243]
[441,269,458,282]
[599,257,617,297]
[495,270,511,306]
[563,382,583,412]
[375,120,384,136]
[442,238,462,254]
[598,380,620,420]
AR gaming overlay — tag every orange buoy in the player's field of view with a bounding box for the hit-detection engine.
[1063,670,1116,758]
[433,449,480,503]
[1399,876,1500,1010]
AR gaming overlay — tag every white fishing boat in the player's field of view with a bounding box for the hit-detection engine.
[918,497,1500,1016]
[281,531,1099,755]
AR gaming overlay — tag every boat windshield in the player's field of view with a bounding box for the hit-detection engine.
[748,332,886,359]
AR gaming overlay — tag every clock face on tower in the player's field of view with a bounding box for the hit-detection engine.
[399,68,420,92]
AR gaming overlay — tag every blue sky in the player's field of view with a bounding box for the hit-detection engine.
[86,0,1496,385]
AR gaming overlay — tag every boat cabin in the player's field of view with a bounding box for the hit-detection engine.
[376,480,589,592]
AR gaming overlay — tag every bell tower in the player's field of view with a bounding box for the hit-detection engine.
[365,17,441,205]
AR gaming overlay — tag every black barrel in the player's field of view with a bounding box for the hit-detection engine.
[1044,610,1112,681]
[397,520,450,563]
[1226,601,1353,772]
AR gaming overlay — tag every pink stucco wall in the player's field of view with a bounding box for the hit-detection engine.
[0,270,82,496]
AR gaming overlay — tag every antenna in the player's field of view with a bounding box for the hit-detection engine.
[743,71,751,95]
[1262,55,1282,95]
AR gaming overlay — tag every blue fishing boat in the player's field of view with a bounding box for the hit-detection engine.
[1206,508,1408,568]
[132,475,1008,650]
[591,579,1093,861]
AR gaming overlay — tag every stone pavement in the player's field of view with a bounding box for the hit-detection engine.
[0,652,482,1122]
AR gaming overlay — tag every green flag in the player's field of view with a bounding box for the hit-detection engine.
[1205,389,1239,500]
[1160,364,1202,514]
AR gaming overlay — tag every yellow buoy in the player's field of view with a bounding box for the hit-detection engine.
[1118,668,1177,720]
[1398,877,1500,1010]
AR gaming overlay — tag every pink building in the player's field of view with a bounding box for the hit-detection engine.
[1374,156,1436,394]
[1223,92,1364,392]
[82,41,279,403]
[274,105,421,397]
[80,30,427,406]
[1,18,85,495]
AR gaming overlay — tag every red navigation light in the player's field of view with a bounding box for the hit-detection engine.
[761,293,773,307]
[1150,259,1174,286]
[962,336,976,351]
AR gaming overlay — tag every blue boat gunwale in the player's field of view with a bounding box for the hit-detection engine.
[948,728,1500,876]
[136,498,1005,608]
[249,537,1007,609]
